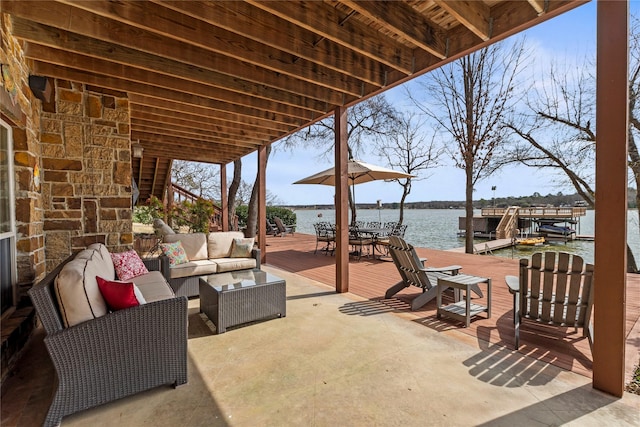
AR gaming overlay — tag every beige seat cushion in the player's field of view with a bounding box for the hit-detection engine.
[207,231,245,259]
[169,259,218,279]
[55,248,110,327]
[213,257,256,273]
[130,271,176,303]
[163,233,208,261]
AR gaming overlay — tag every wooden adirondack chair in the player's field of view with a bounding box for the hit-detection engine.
[273,216,295,236]
[385,236,473,311]
[505,252,594,350]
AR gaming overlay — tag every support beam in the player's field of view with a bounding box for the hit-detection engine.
[220,164,228,231]
[335,106,349,293]
[593,0,628,397]
[258,146,267,265]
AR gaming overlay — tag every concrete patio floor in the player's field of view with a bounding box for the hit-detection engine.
[2,265,639,426]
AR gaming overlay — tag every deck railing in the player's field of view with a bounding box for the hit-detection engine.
[481,207,587,218]
[167,183,238,231]
[495,206,519,239]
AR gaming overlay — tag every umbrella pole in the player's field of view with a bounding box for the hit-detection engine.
[351,180,356,225]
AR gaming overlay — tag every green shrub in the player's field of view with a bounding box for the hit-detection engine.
[169,198,216,233]
[133,196,164,224]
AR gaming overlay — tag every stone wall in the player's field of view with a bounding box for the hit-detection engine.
[1,13,42,382]
[1,14,45,303]
[41,82,133,271]
[1,13,134,384]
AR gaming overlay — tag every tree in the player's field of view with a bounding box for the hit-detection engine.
[227,159,242,230]
[501,59,596,206]
[409,39,528,253]
[171,160,220,200]
[377,112,443,224]
[500,18,640,271]
[628,16,640,238]
[282,95,399,224]
[246,145,272,237]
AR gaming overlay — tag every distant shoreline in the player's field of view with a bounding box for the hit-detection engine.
[276,190,637,210]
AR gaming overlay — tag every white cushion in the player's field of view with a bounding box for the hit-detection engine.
[88,243,115,280]
[55,249,108,327]
[207,231,245,259]
[169,259,218,278]
[212,257,256,273]
[163,233,208,261]
[130,271,176,303]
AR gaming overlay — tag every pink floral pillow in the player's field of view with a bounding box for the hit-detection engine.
[159,241,188,267]
[110,250,149,281]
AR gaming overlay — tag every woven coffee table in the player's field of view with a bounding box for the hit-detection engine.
[199,269,286,334]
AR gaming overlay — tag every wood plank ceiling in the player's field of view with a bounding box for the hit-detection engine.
[2,0,586,200]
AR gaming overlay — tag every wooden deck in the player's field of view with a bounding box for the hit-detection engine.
[263,233,640,380]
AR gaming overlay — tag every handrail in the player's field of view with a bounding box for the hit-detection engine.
[168,183,238,231]
[495,206,518,239]
[482,207,587,217]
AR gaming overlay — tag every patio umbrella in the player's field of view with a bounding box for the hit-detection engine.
[293,159,414,213]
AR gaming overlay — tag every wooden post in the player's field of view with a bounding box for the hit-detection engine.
[593,0,628,397]
[258,146,267,265]
[335,106,349,293]
[220,163,228,231]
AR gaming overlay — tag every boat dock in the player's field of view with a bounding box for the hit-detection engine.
[459,206,588,242]
[448,238,514,254]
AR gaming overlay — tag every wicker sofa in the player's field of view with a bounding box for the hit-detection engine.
[28,243,188,427]
[162,231,260,298]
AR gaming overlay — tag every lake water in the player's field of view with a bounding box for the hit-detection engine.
[291,208,640,264]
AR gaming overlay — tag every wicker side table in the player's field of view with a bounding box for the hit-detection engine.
[436,274,491,328]
[199,269,286,334]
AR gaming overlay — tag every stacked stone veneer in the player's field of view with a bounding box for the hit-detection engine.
[1,14,134,382]
[1,14,44,304]
[41,82,133,272]
[1,14,40,382]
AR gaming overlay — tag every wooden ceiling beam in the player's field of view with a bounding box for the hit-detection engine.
[131,121,269,146]
[342,0,447,60]
[480,0,590,45]
[242,0,413,75]
[527,0,547,15]
[9,15,347,107]
[3,0,366,98]
[371,0,584,116]
[129,95,295,133]
[130,113,282,140]
[22,41,326,117]
[136,145,240,165]
[31,61,310,127]
[53,0,385,88]
[133,131,254,154]
[434,1,491,41]
[133,134,253,163]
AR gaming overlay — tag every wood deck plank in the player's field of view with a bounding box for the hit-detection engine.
[264,233,640,379]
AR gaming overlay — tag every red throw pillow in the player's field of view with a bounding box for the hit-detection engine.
[97,276,142,311]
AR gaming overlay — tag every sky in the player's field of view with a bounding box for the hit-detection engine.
[235,1,634,207]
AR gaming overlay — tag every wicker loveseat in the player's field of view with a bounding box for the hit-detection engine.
[161,231,261,298]
[28,243,188,427]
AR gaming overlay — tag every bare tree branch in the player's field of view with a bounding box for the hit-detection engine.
[409,37,529,253]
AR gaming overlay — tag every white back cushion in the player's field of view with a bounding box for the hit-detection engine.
[163,233,208,261]
[88,243,115,280]
[55,248,108,327]
[207,231,245,259]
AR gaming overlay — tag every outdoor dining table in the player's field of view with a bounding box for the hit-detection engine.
[352,227,389,259]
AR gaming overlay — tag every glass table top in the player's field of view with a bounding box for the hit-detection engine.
[202,269,283,291]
